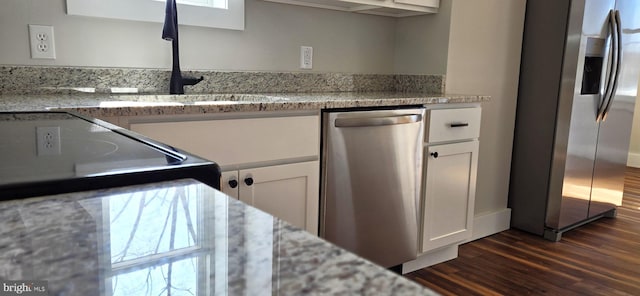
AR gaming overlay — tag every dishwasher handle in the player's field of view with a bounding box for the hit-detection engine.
[334,114,422,128]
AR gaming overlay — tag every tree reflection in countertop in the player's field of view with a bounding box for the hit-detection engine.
[107,184,206,296]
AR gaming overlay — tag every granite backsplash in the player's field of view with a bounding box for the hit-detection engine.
[0,66,445,95]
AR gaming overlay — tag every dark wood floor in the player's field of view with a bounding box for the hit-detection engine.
[406,167,640,295]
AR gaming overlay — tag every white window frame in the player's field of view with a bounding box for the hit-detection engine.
[66,0,244,31]
[164,0,225,9]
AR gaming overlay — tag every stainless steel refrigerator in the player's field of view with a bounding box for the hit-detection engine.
[509,0,639,241]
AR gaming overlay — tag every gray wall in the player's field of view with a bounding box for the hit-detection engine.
[394,0,452,74]
[0,0,397,73]
[445,0,526,215]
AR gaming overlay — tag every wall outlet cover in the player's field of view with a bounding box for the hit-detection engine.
[300,46,313,69]
[36,126,61,156]
[29,25,56,59]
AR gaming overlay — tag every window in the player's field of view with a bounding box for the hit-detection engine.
[152,0,226,9]
[66,0,244,31]
[95,184,218,296]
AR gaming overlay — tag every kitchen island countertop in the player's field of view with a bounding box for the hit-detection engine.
[0,179,437,296]
[0,92,488,118]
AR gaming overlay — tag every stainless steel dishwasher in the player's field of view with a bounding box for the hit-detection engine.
[320,107,425,268]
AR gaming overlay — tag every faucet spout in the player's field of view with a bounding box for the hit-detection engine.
[183,76,204,86]
[162,0,204,94]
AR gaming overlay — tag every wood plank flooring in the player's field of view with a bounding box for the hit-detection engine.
[405,167,640,295]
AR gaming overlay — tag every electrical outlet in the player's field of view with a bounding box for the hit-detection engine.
[36,126,61,156]
[29,25,56,59]
[300,46,313,69]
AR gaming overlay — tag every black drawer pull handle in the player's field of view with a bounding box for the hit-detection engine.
[450,123,469,128]
[244,177,254,186]
[228,179,238,189]
[430,152,439,158]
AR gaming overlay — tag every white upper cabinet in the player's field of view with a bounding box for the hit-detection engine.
[263,0,439,17]
[393,0,437,7]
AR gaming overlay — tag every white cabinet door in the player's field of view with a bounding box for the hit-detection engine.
[421,141,478,253]
[220,171,239,199]
[239,161,319,235]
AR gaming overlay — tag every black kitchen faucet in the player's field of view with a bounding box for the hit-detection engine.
[162,0,203,94]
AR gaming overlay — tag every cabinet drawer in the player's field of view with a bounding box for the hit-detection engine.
[130,115,320,167]
[426,108,481,143]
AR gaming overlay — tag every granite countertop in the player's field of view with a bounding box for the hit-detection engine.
[0,179,437,296]
[0,92,489,118]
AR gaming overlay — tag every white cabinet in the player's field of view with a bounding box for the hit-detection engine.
[126,112,321,235]
[420,107,481,253]
[262,0,439,18]
[222,161,319,234]
[393,0,437,7]
[128,115,319,168]
[421,141,478,252]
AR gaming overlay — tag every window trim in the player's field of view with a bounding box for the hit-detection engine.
[66,0,244,31]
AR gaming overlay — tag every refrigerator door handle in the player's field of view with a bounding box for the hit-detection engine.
[597,9,619,122]
[601,10,623,121]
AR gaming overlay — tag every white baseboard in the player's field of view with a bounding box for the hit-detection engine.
[402,245,458,274]
[468,208,512,242]
[628,152,640,168]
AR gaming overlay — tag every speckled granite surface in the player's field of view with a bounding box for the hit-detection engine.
[0,66,488,117]
[0,66,445,94]
[0,92,489,118]
[0,179,437,296]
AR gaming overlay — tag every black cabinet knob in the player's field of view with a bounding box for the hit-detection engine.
[430,152,439,158]
[244,177,254,186]
[228,179,238,189]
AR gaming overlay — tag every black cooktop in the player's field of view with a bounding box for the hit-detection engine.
[0,111,220,199]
